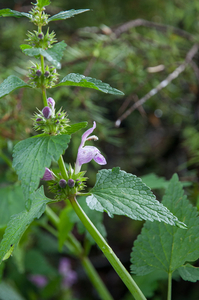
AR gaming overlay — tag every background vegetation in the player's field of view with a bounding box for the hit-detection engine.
[1,0,199,299]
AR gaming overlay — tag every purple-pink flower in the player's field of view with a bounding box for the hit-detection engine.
[75,121,107,174]
[29,274,48,288]
[59,258,77,289]
[41,168,55,181]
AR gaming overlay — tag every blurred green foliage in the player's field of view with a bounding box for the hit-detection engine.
[1,0,199,299]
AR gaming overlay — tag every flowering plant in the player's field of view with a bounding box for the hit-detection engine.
[0,1,199,300]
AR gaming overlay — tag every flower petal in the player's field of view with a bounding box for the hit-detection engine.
[78,146,99,166]
[41,168,55,181]
[93,152,107,165]
[79,121,96,148]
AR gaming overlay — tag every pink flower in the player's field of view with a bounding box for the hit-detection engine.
[29,274,48,288]
[41,168,55,181]
[75,121,107,174]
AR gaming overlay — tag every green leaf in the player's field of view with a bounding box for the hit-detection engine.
[13,134,70,200]
[0,187,51,264]
[0,76,31,99]
[130,174,199,277]
[20,41,67,69]
[86,169,186,227]
[37,0,51,9]
[0,282,25,300]
[178,264,199,282]
[54,73,124,95]
[141,173,169,189]
[0,9,31,19]
[25,249,57,276]
[48,9,90,22]
[58,206,74,251]
[0,185,25,228]
[66,122,87,135]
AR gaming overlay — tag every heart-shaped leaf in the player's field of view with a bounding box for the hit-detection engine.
[86,168,186,227]
[13,134,70,200]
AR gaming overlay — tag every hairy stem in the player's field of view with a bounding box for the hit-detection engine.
[69,195,147,300]
[45,205,114,300]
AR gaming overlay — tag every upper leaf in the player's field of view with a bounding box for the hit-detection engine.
[0,76,31,99]
[48,9,90,22]
[0,185,25,229]
[130,174,199,277]
[13,134,70,200]
[0,187,51,263]
[54,73,124,95]
[0,9,31,19]
[86,168,186,227]
[37,0,51,9]
[20,41,67,69]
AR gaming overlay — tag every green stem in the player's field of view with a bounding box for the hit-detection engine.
[45,205,114,300]
[69,195,147,300]
[40,54,48,106]
[167,272,172,300]
[58,156,68,179]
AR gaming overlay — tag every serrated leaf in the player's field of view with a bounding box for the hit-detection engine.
[20,41,67,69]
[0,187,51,264]
[130,174,199,278]
[141,173,169,189]
[58,206,74,251]
[54,73,124,95]
[0,282,25,300]
[0,9,31,19]
[37,0,51,9]
[86,169,186,227]
[66,122,87,135]
[0,76,31,99]
[48,9,90,22]
[0,185,25,228]
[178,264,199,282]
[13,134,70,200]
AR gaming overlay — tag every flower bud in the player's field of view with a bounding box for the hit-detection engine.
[68,179,75,188]
[36,118,42,122]
[42,106,52,119]
[59,179,67,188]
[36,70,41,76]
[41,168,55,181]
[47,97,55,109]
[44,71,50,77]
[38,33,44,39]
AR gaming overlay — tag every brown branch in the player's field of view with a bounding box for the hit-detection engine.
[114,18,195,41]
[115,44,199,127]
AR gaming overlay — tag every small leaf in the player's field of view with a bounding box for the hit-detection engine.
[130,174,199,278]
[178,264,199,282]
[54,73,124,95]
[66,122,87,135]
[37,0,51,9]
[48,9,90,22]
[0,282,25,300]
[0,76,31,99]
[13,134,70,200]
[20,41,67,69]
[141,173,169,189]
[0,185,25,228]
[86,169,186,227]
[0,187,51,264]
[0,8,31,19]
